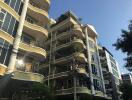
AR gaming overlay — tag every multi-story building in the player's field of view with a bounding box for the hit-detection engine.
[40,11,110,100]
[122,73,132,84]
[99,47,122,100]
[0,0,50,98]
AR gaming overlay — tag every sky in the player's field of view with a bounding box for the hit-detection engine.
[49,0,132,74]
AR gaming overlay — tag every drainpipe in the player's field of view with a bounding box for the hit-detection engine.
[7,0,29,73]
[95,39,106,97]
[84,25,95,95]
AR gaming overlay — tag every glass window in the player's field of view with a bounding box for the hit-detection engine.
[0,21,2,28]
[2,13,11,32]
[0,12,5,21]
[0,48,7,64]
[4,45,12,66]
[92,64,98,75]
[0,38,12,66]
[7,16,15,35]
[0,8,18,37]
[18,2,23,15]
[0,38,4,47]
[0,9,6,28]
[14,0,21,12]
[4,0,10,5]
[10,0,17,9]
[12,21,19,37]
[4,0,23,15]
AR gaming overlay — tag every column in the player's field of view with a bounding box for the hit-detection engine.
[84,25,95,95]
[95,39,106,96]
[7,0,29,73]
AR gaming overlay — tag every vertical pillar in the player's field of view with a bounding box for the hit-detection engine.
[84,25,95,95]
[95,39,106,96]
[7,0,29,73]
[73,75,77,100]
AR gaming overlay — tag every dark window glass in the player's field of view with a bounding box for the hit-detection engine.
[0,12,5,21]
[12,21,18,37]
[14,0,21,12]
[18,2,23,15]
[2,13,11,32]
[0,38,4,47]
[0,49,7,64]
[8,16,15,35]
[10,0,17,9]
[4,0,10,5]
[0,21,3,28]
[0,38,12,66]
[4,45,12,66]
[4,0,22,15]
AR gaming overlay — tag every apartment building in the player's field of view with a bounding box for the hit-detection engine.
[122,73,132,84]
[39,11,110,100]
[99,47,122,100]
[0,0,50,98]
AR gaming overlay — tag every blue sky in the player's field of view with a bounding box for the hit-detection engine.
[49,0,132,74]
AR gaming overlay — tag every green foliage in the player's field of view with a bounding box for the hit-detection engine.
[27,83,55,100]
[113,21,132,71]
[120,83,132,100]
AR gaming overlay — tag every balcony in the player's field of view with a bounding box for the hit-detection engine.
[71,25,84,38]
[94,91,105,98]
[55,53,87,64]
[56,39,85,51]
[24,21,48,41]
[27,3,49,24]
[45,71,70,80]
[102,67,108,72]
[29,0,50,12]
[56,25,84,39]
[86,25,98,38]
[51,17,79,31]
[104,80,110,84]
[0,64,7,76]
[56,87,91,95]
[19,42,46,59]
[11,71,44,83]
[77,68,89,77]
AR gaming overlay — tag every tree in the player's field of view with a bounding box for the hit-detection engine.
[12,83,55,100]
[120,83,132,100]
[113,20,132,71]
[28,83,56,100]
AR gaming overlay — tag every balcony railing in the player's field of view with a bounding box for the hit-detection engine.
[55,52,87,64]
[56,87,91,95]
[11,71,44,83]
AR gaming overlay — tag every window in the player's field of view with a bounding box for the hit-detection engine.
[89,40,95,49]
[2,13,11,32]
[21,33,35,45]
[91,52,98,64]
[4,0,10,5]
[4,0,23,15]
[7,16,15,34]
[26,15,37,24]
[0,8,19,37]
[92,64,98,75]
[14,0,21,12]
[10,0,17,9]
[93,79,101,91]
[0,38,12,66]
[0,9,6,28]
